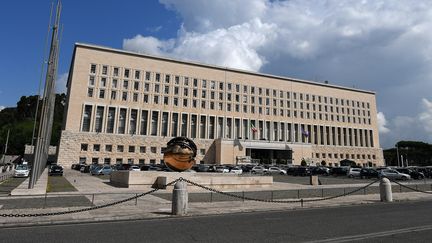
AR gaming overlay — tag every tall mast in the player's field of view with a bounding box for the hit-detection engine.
[29,1,62,189]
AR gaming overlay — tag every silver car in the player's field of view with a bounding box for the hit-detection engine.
[380,169,411,180]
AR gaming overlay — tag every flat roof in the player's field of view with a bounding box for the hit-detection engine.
[74,43,375,95]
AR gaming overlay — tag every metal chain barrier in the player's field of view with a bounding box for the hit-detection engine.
[386,177,432,194]
[0,178,181,218]
[178,177,381,204]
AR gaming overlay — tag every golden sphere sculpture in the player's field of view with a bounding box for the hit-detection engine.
[163,137,197,172]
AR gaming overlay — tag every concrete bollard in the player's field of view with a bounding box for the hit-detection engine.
[380,177,393,202]
[310,175,319,185]
[172,180,188,215]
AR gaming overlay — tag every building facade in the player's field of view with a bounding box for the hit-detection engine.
[57,43,384,167]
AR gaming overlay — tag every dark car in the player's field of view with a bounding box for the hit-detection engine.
[395,168,424,180]
[48,165,63,176]
[330,167,349,176]
[360,168,379,179]
[310,166,330,176]
[140,164,162,171]
[293,167,310,176]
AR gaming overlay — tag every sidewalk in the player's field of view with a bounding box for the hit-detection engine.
[1,169,432,227]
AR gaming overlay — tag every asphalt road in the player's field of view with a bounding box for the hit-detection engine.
[1,200,432,243]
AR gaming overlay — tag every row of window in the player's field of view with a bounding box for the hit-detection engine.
[86,89,371,124]
[88,63,371,108]
[313,152,376,160]
[81,105,375,148]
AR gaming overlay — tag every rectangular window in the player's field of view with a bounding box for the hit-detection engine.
[87,88,93,97]
[99,89,105,99]
[102,66,108,75]
[124,69,130,78]
[200,116,206,139]
[135,70,140,80]
[181,114,188,137]
[122,92,127,101]
[161,112,169,136]
[117,145,124,152]
[82,105,92,132]
[171,113,178,137]
[93,144,100,152]
[111,91,116,100]
[95,106,104,133]
[129,109,137,134]
[90,64,96,74]
[140,110,148,135]
[81,144,88,151]
[140,146,146,153]
[209,116,215,139]
[89,76,95,86]
[118,108,126,134]
[113,67,119,77]
[106,107,115,133]
[105,144,112,152]
[123,80,129,89]
[165,74,170,83]
[191,115,197,138]
[155,73,161,82]
[151,111,159,136]
[129,146,135,153]
[145,71,151,81]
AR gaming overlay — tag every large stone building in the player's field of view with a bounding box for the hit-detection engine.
[57,43,384,167]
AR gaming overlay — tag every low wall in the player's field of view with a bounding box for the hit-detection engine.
[110,171,273,190]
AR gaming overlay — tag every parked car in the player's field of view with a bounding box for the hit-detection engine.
[215,166,229,173]
[347,168,362,178]
[129,165,141,171]
[91,165,113,175]
[330,167,349,176]
[292,167,310,176]
[229,166,243,174]
[14,164,30,178]
[48,165,63,176]
[395,168,424,180]
[140,165,162,171]
[79,165,88,173]
[251,166,267,174]
[266,167,287,175]
[310,166,330,176]
[360,168,379,179]
[380,169,411,180]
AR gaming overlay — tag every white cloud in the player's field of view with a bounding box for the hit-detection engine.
[0,106,5,112]
[124,0,432,148]
[124,19,277,71]
[419,98,432,133]
[377,112,390,134]
[55,72,68,94]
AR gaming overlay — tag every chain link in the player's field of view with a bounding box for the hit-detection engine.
[386,177,432,194]
[178,177,380,204]
[4,176,429,218]
[0,178,181,218]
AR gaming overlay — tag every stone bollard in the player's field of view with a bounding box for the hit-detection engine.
[172,180,188,215]
[380,177,393,202]
[310,175,319,185]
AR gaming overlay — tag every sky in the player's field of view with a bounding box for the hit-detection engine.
[1,0,432,149]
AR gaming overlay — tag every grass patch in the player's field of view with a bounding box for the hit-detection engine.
[47,175,77,193]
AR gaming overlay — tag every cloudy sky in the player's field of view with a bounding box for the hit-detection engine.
[1,0,432,149]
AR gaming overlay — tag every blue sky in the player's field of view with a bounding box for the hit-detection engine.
[0,0,179,107]
[1,0,432,149]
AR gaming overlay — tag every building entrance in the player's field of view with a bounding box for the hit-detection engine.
[247,148,292,165]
